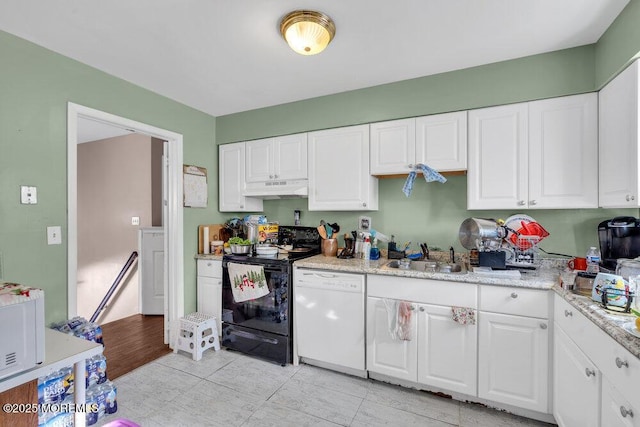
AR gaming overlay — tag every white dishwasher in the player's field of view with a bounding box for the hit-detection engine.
[293,268,365,375]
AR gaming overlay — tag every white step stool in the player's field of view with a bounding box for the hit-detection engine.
[173,312,220,361]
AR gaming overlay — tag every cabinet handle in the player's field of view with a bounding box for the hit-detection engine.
[408,164,414,169]
[510,292,518,299]
[540,323,547,330]
[419,307,425,312]
[621,406,634,418]
[409,305,416,311]
[529,200,537,205]
[274,174,279,179]
[517,200,526,206]
[362,202,367,207]
[564,310,573,317]
[240,204,244,209]
[585,368,596,377]
[207,262,212,267]
[616,357,629,369]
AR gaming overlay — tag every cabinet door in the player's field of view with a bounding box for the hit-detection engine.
[602,376,640,427]
[467,103,528,209]
[554,325,600,427]
[599,60,640,208]
[366,297,417,381]
[197,276,222,336]
[245,138,274,183]
[528,93,598,208]
[219,143,263,212]
[478,311,549,413]
[415,111,467,172]
[416,304,477,395]
[274,133,308,180]
[308,125,378,211]
[370,118,416,175]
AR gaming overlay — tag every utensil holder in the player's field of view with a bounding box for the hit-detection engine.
[322,239,338,257]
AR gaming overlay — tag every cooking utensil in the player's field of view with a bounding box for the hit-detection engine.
[420,243,429,260]
[329,223,340,235]
[458,218,506,250]
[230,244,251,255]
[325,224,333,239]
[317,223,328,239]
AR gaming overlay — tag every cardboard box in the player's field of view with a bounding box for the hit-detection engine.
[258,223,279,243]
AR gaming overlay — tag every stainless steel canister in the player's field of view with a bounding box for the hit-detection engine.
[458,218,506,250]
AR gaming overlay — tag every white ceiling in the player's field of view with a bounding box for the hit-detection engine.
[0,0,630,117]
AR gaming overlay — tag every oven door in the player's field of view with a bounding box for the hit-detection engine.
[221,258,292,363]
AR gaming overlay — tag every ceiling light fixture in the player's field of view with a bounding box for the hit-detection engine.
[280,10,336,56]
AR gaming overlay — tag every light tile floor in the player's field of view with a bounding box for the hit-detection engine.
[97,349,556,427]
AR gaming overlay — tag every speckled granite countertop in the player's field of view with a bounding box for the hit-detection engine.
[554,286,640,359]
[194,254,223,260]
[293,254,558,289]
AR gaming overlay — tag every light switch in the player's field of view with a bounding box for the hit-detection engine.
[47,226,62,245]
[20,186,37,204]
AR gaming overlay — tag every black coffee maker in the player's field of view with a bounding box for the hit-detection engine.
[598,216,640,270]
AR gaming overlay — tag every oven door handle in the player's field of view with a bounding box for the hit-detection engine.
[230,329,279,345]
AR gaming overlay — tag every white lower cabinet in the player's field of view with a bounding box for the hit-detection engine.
[554,294,640,427]
[416,303,477,395]
[554,324,601,427]
[478,286,550,414]
[478,312,549,412]
[601,377,640,427]
[196,259,222,335]
[366,275,478,396]
[367,297,477,395]
[367,296,417,381]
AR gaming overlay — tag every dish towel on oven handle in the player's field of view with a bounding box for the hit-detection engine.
[383,299,412,340]
[227,262,269,303]
[451,306,476,325]
[402,163,447,197]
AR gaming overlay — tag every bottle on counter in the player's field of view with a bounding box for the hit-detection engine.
[586,246,601,274]
[363,237,371,261]
[370,238,380,260]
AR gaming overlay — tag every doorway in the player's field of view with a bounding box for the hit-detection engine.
[67,102,184,345]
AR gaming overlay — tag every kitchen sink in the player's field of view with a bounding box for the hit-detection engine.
[386,260,466,274]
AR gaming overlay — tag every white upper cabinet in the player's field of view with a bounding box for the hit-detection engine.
[308,125,378,211]
[218,142,263,212]
[528,93,598,209]
[599,59,640,208]
[370,112,467,175]
[468,103,529,210]
[468,93,598,210]
[370,118,416,175]
[245,133,307,183]
[415,111,467,172]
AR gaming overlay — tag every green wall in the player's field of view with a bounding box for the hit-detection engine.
[216,45,596,143]
[595,0,640,87]
[0,30,222,324]
[216,3,640,258]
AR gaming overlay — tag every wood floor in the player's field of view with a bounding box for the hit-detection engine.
[101,314,171,380]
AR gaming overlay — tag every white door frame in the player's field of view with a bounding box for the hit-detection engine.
[67,102,184,345]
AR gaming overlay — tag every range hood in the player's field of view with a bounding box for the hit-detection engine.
[243,179,308,199]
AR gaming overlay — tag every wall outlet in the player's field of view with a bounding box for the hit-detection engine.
[47,226,62,245]
[20,186,37,204]
[358,216,371,231]
[131,216,140,226]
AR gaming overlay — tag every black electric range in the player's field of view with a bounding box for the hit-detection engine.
[221,225,320,365]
